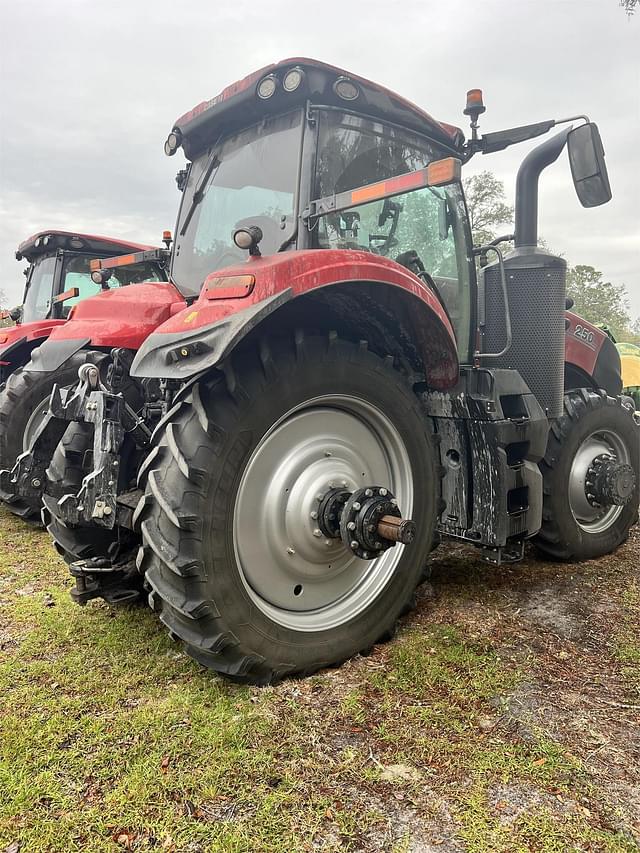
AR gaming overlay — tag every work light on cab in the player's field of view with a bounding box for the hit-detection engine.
[257,74,278,99]
[233,225,263,256]
[283,67,305,92]
[333,76,359,101]
[164,129,182,157]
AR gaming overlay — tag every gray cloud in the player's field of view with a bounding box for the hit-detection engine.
[1,0,638,318]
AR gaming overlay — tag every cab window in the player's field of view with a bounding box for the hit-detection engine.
[22,255,57,323]
[315,111,474,361]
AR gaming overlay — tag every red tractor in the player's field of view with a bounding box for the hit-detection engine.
[3,59,638,683]
[0,230,169,518]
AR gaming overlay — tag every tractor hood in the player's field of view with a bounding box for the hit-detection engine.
[27,282,186,374]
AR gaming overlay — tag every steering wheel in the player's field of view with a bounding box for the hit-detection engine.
[395,250,426,277]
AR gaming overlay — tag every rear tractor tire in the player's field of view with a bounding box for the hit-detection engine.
[534,389,639,561]
[0,354,102,521]
[136,333,440,684]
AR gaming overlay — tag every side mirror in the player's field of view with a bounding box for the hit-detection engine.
[567,122,612,208]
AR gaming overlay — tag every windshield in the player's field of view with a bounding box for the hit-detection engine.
[315,111,474,361]
[171,110,302,296]
[61,255,165,317]
[22,255,57,323]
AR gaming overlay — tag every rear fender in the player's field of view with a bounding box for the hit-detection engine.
[131,250,459,390]
[0,320,66,377]
[564,311,622,395]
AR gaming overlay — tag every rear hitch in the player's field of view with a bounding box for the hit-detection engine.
[0,360,151,529]
[69,555,142,606]
[318,485,416,560]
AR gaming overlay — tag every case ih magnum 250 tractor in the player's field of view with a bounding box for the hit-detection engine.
[0,230,168,518]
[3,59,638,684]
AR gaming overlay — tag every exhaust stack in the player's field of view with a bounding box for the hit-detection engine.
[514,128,571,248]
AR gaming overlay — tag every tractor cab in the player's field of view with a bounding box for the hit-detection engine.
[13,230,168,324]
[167,59,474,360]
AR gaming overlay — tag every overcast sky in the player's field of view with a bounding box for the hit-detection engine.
[1,0,638,319]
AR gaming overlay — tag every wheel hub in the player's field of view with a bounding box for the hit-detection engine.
[585,453,635,507]
[568,428,634,534]
[327,485,416,559]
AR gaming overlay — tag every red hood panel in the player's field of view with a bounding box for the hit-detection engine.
[46,282,186,350]
[0,320,66,355]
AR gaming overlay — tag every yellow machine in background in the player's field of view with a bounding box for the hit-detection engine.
[617,342,640,409]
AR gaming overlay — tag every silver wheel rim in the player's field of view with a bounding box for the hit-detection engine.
[233,394,414,631]
[568,428,631,534]
[23,395,50,451]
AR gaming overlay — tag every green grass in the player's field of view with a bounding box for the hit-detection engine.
[614,580,640,695]
[0,507,638,851]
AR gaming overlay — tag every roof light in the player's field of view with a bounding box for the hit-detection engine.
[333,77,359,101]
[164,128,182,157]
[34,237,42,248]
[68,237,84,249]
[42,235,51,246]
[464,89,486,117]
[283,67,304,92]
[257,74,278,99]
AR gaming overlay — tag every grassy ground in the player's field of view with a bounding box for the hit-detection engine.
[0,506,638,853]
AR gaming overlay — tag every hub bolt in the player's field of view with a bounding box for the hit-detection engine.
[347,521,356,531]
[379,488,387,496]
[31,478,41,488]
[353,502,361,511]
[350,541,359,550]
[365,488,373,497]
[310,511,318,520]
[313,529,322,538]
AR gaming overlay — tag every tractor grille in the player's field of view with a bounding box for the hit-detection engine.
[481,250,567,419]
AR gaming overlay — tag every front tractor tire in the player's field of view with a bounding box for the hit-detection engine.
[534,389,639,561]
[137,333,439,684]
[0,356,98,520]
